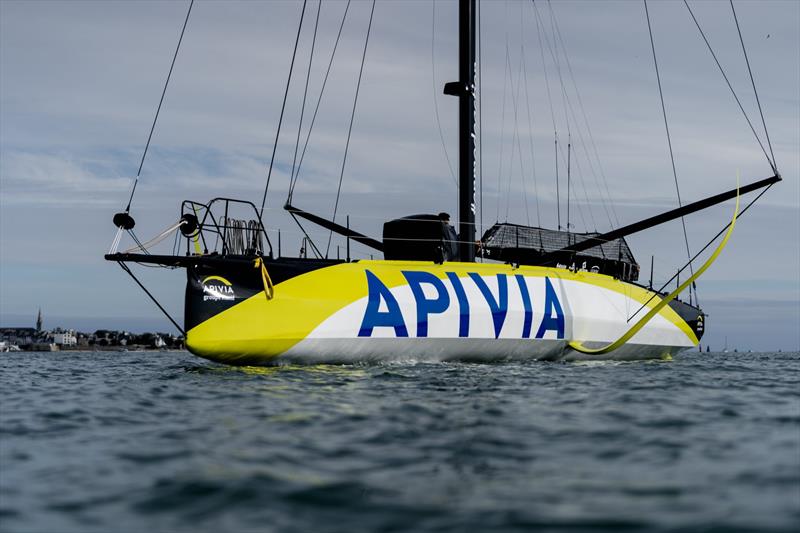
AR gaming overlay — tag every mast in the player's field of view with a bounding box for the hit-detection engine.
[444,0,476,262]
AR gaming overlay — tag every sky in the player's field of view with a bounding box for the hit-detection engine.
[1,0,798,351]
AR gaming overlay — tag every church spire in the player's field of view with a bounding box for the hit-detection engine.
[36,308,42,332]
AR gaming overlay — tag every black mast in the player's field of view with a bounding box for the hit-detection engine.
[444,0,476,262]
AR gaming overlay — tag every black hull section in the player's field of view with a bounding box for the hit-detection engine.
[184,257,341,332]
[668,298,705,342]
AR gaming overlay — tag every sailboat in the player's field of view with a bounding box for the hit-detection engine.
[106,0,780,365]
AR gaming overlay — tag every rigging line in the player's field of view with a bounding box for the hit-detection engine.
[683,0,776,174]
[532,1,559,228]
[627,183,772,322]
[503,48,515,222]
[121,220,184,255]
[478,0,484,248]
[544,1,599,230]
[431,0,457,186]
[533,37,600,236]
[544,0,619,228]
[645,0,695,303]
[495,38,511,223]
[532,2,558,141]
[117,262,185,336]
[561,124,599,231]
[565,139,598,231]
[516,0,532,227]
[543,0,599,231]
[289,0,322,196]
[562,98,615,230]
[288,0,351,203]
[555,138,560,229]
[260,0,308,218]
[125,0,194,213]
[567,134,570,233]
[730,0,778,171]
[508,45,531,226]
[132,262,176,270]
[127,230,151,256]
[562,123,599,231]
[289,213,323,259]
[110,227,124,255]
[171,225,180,256]
[520,39,542,227]
[326,0,376,258]
[544,1,570,138]
[503,46,524,222]
[516,111,532,226]
[555,139,589,230]
[552,62,615,231]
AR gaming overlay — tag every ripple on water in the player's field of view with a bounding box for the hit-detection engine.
[0,350,797,533]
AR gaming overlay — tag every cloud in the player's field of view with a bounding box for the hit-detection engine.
[0,150,130,206]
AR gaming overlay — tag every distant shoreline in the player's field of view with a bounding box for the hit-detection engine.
[2,344,187,353]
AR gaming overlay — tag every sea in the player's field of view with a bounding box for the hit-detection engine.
[0,350,798,533]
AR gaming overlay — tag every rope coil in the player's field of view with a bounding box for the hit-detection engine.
[222,218,264,255]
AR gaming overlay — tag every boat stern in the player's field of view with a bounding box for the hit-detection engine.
[184,261,276,364]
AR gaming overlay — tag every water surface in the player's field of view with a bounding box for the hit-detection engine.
[1,350,798,532]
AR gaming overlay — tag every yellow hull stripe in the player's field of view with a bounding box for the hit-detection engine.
[186,260,698,363]
[202,275,232,286]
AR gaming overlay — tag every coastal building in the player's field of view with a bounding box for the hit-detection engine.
[2,316,183,350]
[52,329,77,347]
[0,327,37,346]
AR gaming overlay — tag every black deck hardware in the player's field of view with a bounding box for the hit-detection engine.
[284,203,384,252]
[481,223,639,282]
[112,212,136,230]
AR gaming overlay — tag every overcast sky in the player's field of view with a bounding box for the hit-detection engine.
[1,0,798,351]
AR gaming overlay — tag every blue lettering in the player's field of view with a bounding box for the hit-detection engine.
[535,277,565,339]
[358,270,408,337]
[469,273,508,338]
[515,274,533,338]
[446,272,469,337]
[403,271,450,337]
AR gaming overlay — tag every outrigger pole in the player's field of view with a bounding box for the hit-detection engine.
[539,173,780,264]
[283,203,384,252]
